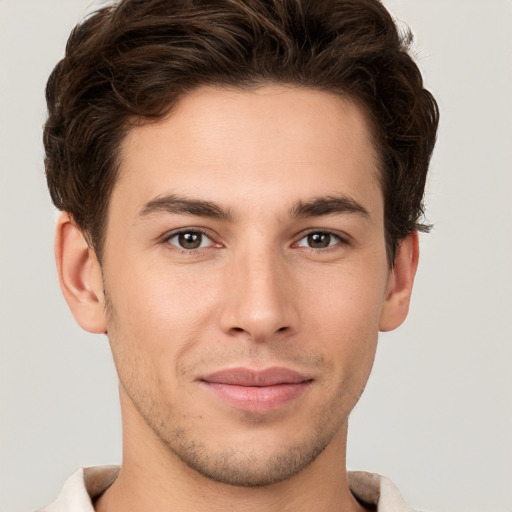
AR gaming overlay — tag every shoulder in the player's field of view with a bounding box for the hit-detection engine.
[348,471,418,512]
[38,466,119,512]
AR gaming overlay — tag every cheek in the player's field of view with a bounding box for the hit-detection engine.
[300,261,388,370]
[105,261,221,363]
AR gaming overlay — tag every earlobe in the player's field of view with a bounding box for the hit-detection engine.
[55,213,107,334]
[379,232,419,332]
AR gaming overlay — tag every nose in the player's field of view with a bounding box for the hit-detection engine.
[219,245,297,343]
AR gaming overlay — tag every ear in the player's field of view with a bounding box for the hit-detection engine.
[379,232,419,332]
[55,212,107,334]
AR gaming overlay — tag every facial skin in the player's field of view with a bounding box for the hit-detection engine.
[56,85,418,512]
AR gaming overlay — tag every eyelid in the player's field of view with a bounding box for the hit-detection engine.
[162,227,222,250]
[292,229,352,249]
[159,226,351,251]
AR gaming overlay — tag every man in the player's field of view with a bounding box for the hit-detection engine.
[40,0,438,510]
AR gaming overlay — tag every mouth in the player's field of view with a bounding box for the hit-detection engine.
[199,367,313,412]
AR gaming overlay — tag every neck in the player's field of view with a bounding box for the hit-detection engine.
[95,389,367,512]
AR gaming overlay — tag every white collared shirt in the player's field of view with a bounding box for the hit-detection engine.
[39,466,415,511]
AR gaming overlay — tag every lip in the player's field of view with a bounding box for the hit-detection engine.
[199,367,313,412]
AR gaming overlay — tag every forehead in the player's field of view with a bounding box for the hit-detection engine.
[114,85,382,219]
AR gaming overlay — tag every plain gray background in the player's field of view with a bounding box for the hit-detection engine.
[1,1,511,511]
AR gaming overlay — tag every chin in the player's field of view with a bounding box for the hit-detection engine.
[162,432,331,487]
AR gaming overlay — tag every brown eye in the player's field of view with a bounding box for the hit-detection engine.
[308,233,331,248]
[168,231,210,250]
[296,232,342,249]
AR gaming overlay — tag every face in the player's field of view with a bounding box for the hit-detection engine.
[97,85,401,486]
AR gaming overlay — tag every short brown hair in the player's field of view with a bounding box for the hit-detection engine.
[44,0,439,263]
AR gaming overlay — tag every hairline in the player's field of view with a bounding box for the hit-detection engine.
[87,82,392,266]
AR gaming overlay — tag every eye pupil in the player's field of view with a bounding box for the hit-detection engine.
[308,233,331,248]
[178,232,202,249]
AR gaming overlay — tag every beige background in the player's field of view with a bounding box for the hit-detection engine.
[1,1,511,510]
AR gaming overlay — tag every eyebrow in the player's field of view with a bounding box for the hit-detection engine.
[290,195,370,219]
[138,194,233,221]
[137,193,369,222]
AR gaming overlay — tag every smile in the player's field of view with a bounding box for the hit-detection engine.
[199,367,313,412]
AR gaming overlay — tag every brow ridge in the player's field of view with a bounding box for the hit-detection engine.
[138,193,369,222]
[290,195,370,219]
[138,194,232,220]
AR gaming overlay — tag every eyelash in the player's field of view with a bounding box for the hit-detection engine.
[163,228,218,252]
[293,230,349,250]
[162,227,350,254]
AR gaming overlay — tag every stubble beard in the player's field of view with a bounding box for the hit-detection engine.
[104,289,359,489]
[157,419,337,487]
[120,376,351,488]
